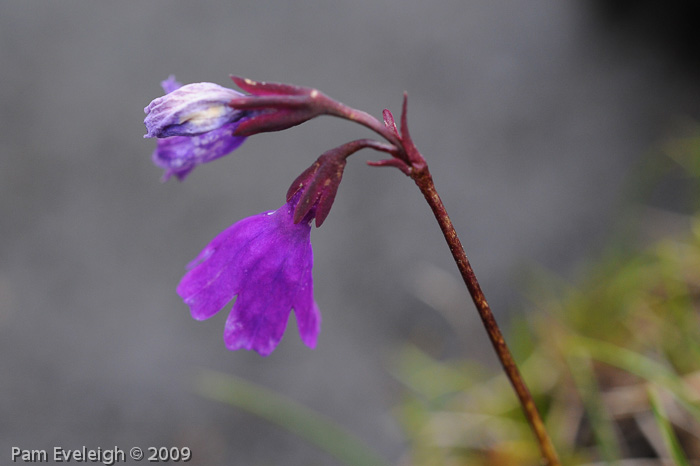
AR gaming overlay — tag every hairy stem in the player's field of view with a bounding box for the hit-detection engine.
[411,168,561,466]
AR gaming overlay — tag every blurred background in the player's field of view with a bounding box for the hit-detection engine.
[1,1,699,465]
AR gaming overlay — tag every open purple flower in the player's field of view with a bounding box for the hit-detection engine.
[177,194,321,356]
[144,77,249,181]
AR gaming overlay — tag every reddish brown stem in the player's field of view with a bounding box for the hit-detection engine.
[319,93,560,465]
[411,168,561,466]
[319,96,404,151]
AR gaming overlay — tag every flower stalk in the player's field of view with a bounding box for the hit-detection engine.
[411,168,561,466]
[324,92,562,466]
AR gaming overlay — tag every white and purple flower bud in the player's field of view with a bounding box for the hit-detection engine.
[144,82,245,138]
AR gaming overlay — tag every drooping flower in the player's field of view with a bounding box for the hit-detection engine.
[177,194,321,356]
[144,75,335,180]
[144,76,249,181]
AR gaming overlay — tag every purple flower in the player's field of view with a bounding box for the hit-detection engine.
[144,77,248,181]
[176,194,321,356]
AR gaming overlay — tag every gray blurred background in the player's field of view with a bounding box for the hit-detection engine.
[1,1,699,465]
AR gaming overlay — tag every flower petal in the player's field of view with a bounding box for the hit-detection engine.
[177,212,273,320]
[152,122,247,181]
[161,75,182,94]
[224,287,295,356]
[293,261,321,349]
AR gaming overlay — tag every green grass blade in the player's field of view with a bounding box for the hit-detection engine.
[569,335,700,422]
[565,352,622,463]
[648,386,691,466]
[195,369,390,466]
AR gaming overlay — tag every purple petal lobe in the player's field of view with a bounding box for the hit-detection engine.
[292,262,321,348]
[161,75,182,94]
[152,122,247,181]
[177,213,271,320]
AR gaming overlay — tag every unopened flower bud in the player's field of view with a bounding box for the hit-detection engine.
[144,82,246,138]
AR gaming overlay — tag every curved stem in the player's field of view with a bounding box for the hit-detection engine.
[411,168,561,466]
[319,96,404,151]
[332,139,399,160]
